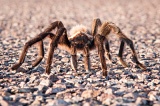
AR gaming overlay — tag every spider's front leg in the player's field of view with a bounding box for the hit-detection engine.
[83,43,90,72]
[11,32,54,70]
[11,21,65,71]
[95,34,107,76]
[92,18,112,62]
[46,28,66,74]
[70,43,77,72]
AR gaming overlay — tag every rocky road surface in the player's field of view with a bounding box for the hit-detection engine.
[0,0,160,106]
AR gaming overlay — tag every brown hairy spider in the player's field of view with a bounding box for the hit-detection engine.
[11,18,146,76]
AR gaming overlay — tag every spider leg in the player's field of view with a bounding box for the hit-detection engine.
[83,44,90,72]
[11,21,66,71]
[44,21,64,32]
[46,28,66,74]
[104,39,112,62]
[32,41,44,67]
[92,18,102,36]
[117,40,128,67]
[33,21,64,67]
[121,38,146,70]
[70,43,77,72]
[95,34,107,76]
[11,32,54,70]
[107,22,146,70]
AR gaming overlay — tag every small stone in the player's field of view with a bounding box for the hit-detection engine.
[82,102,91,106]
[81,90,93,98]
[48,74,59,82]
[148,91,157,101]
[30,100,41,106]
[104,88,113,95]
[19,82,25,88]
[46,99,69,106]
[61,57,69,63]
[97,93,114,102]
[39,79,52,87]
[18,88,31,93]
[81,90,101,98]
[46,87,65,95]
[35,95,44,102]
[152,70,159,73]
[71,96,83,103]
[19,98,29,105]
[45,88,53,95]
[102,98,112,105]
[29,76,38,83]
[1,91,11,96]
[123,93,134,98]
[37,85,48,93]
[114,89,125,96]
[0,98,9,106]
[136,97,153,105]
[74,82,84,88]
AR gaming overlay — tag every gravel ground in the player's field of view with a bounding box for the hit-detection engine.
[0,0,160,106]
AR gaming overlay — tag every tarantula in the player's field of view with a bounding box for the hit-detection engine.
[11,18,146,76]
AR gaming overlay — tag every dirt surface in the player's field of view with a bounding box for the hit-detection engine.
[0,0,160,106]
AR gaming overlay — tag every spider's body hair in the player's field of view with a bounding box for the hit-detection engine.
[99,22,111,36]
[58,25,94,53]
[69,24,92,39]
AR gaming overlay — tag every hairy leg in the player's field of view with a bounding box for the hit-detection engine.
[104,39,112,62]
[83,44,90,72]
[11,21,65,71]
[105,22,146,70]
[91,18,102,36]
[95,34,107,76]
[44,21,64,32]
[32,41,44,67]
[46,28,66,74]
[11,32,54,70]
[70,44,77,71]
[122,38,146,70]
[117,40,128,67]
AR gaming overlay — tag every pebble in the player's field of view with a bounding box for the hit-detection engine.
[71,96,83,103]
[39,79,52,87]
[46,99,69,106]
[30,100,41,106]
[81,90,101,98]
[0,98,9,106]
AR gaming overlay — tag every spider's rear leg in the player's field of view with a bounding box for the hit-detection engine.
[121,38,146,70]
[104,39,112,63]
[83,44,90,72]
[107,22,146,70]
[95,34,107,76]
[70,44,77,72]
[45,28,67,74]
[11,32,54,70]
[117,40,128,67]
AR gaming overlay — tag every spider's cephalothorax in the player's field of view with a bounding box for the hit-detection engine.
[11,18,146,76]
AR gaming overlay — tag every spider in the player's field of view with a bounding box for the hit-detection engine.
[11,18,146,76]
